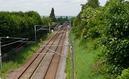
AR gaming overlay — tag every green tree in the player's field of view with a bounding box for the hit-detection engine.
[87,0,100,8]
[100,0,129,74]
[42,16,52,26]
[49,8,56,22]
[0,11,44,40]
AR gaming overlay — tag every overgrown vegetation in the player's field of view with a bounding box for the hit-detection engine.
[72,0,129,78]
[68,33,105,79]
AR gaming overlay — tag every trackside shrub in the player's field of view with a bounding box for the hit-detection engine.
[72,0,129,78]
[101,0,129,74]
[117,69,129,79]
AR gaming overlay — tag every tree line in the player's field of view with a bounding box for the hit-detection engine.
[72,0,129,78]
[0,10,61,40]
[0,11,43,40]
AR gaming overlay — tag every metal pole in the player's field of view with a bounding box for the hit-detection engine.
[1,39,25,47]
[0,38,2,71]
[70,21,72,30]
[34,25,37,41]
[49,23,50,33]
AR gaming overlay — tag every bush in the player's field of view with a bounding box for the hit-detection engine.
[72,6,102,40]
[101,0,129,74]
[117,69,129,79]
[72,0,129,78]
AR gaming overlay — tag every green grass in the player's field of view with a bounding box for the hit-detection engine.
[66,32,106,79]
[1,42,40,79]
[66,48,72,79]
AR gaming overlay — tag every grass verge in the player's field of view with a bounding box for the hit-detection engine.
[1,43,39,78]
[66,32,106,79]
[66,48,72,79]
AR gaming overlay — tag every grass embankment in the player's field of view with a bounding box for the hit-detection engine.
[66,47,72,79]
[1,34,51,78]
[1,43,39,78]
[66,32,105,79]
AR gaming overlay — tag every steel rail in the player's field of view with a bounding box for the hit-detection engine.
[43,28,67,79]
[28,31,63,79]
[17,30,61,79]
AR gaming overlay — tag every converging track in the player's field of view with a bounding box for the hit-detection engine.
[8,25,68,79]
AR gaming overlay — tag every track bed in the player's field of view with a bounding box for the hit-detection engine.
[7,26,68,79]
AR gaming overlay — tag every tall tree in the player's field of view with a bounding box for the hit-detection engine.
[49,8,56,22]
[87,0,99,8]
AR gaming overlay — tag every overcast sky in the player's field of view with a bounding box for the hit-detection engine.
[0,0,107,16]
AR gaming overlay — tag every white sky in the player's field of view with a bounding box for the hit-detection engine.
[0,0,107,16]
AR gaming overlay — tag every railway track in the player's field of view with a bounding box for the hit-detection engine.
[8,26,68,79]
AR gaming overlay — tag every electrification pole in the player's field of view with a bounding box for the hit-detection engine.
[0,38,2,70]
[34,25,37,41]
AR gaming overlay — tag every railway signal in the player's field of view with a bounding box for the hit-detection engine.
[0,37,2,70]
